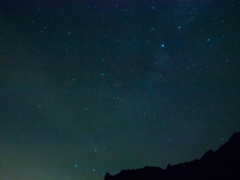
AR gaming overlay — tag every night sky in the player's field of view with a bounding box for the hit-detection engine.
[0,0,240,180]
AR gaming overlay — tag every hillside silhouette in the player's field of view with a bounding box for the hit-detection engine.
[104,132,240,180]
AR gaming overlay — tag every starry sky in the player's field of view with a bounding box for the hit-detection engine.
[0,0,240,180]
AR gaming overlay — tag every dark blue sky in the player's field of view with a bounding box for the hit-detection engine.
[0,0,239,179]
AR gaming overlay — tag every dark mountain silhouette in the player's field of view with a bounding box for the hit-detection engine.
[104,132,240,180]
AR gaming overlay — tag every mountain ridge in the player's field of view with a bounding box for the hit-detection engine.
[104,132,240,180]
